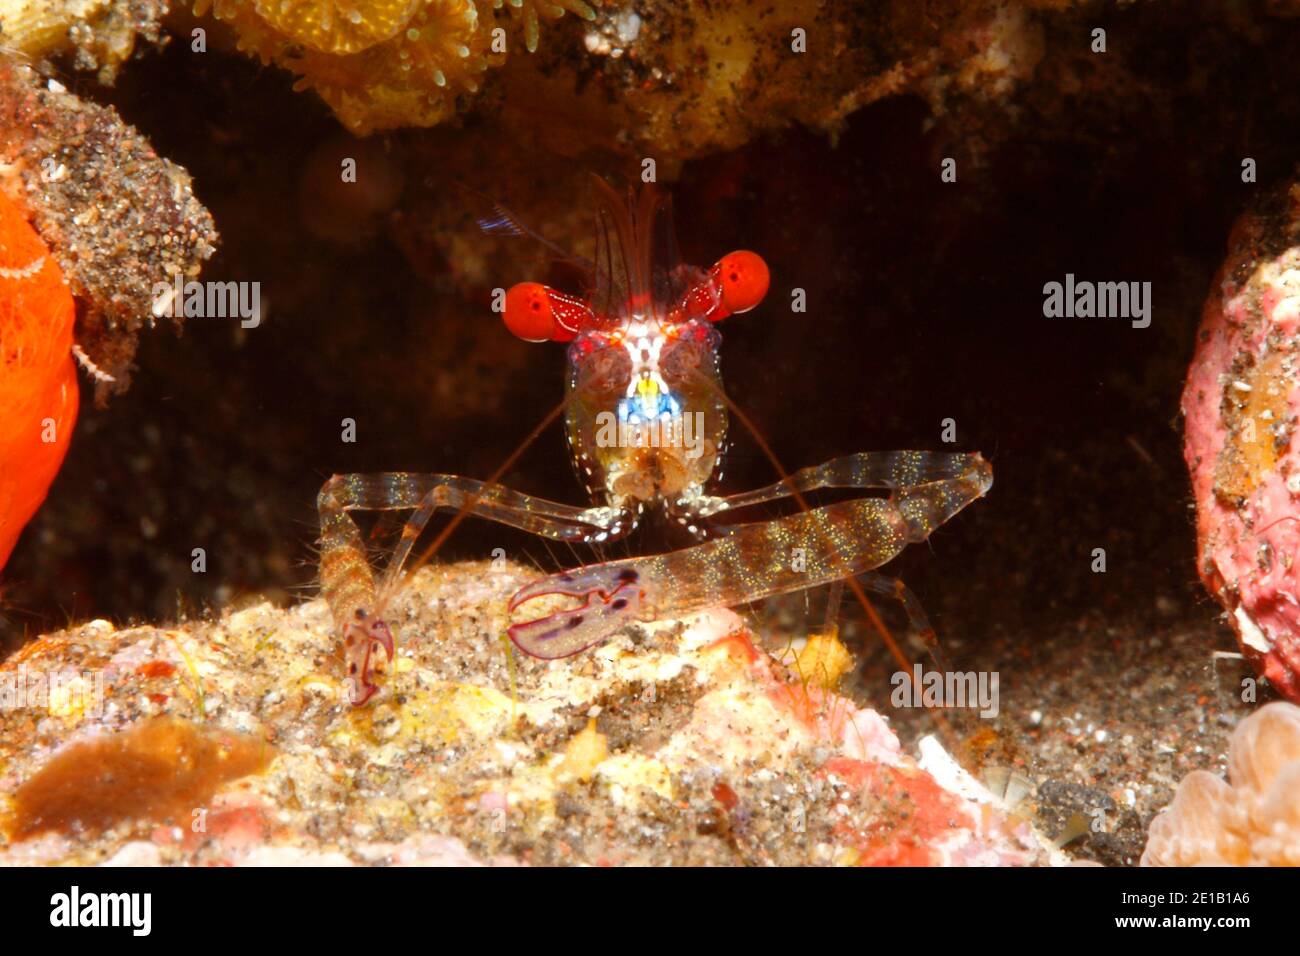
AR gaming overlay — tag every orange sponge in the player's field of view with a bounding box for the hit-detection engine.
[0,188,78,571]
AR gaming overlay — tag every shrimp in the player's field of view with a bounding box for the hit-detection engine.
[317,176,991,704]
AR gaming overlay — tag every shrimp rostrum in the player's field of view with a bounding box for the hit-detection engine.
[318,178,992,705]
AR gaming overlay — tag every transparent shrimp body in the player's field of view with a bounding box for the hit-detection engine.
[564,319,727,516]
[317,178,991,703]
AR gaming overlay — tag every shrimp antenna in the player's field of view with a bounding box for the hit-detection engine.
[450,182,592,271]
[588,174,669,322]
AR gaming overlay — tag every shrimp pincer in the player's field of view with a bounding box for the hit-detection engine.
[507,452,992,659]
[317,177,992,704]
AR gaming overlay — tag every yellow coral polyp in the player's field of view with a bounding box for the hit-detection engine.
[496,0,594,54]
[195,0,592,134]
[251,0,423,54]
[792,630,854,690]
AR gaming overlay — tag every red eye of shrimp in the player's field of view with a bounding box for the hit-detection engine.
[503,282,555,341]
[503,282,588,343]
[713,250,769,316]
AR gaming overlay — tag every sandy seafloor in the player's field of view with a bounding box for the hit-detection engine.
[839,604,1271,866]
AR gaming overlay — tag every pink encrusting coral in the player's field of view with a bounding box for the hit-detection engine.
[1182,183,1300,702]
[1142,702,1300,866]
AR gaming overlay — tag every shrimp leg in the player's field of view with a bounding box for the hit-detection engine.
[686,450,989,518]
[851,570,949,670]
[509,453,992,658]
[318,473,633,703]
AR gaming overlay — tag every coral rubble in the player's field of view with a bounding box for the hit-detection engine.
[0,561,1054,866]
[0,61,218,397]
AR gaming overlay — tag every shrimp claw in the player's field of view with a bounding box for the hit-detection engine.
[344,610,395,705]
[508,565,648,659]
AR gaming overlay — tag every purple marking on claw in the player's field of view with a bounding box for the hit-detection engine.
[508,572,645,660]
[347,616,395,706]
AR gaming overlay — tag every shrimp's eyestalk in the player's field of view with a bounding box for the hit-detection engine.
[508,566,649,659]
[344,610,395,705]
[678,250,770,323]
[503,282,591,342]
